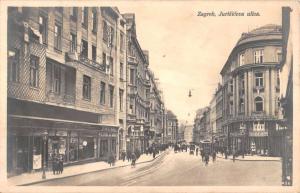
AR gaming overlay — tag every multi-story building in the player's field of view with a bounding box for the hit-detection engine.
[7,7,127,176]
[220,24,283,156]
[166,110,178,143]
[123,13,150,153]
[183,125,193,144]
[147,69,165,145]
[193,107,210,143]
[215,84,224,148]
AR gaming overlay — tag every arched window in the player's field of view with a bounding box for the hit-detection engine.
[255,96,263,112]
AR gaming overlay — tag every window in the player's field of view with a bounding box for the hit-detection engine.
[239,98,244,113]
[39,15,47,44]
[254,49,264,64]
[229,101,233,115]
[120,33,124,51]
[55,7,63,14]
[83,75,91,99]
[239,74,245,95]
[102,53,106,65]
[81,40,88,58]
[109,26,114,46]
[100,81,106,104]
[277,70,280,87]
[229,79,233,93]
[276,49,282,63]
[102,21,108,42]
[109,57,113,76]
[120,62,124,80]
[82,7,88,28]
[255,96,263,112]
[92,45,96,61]
[130,69,135,84]
[30,55,39,87]
[255,72,264,87]
[54,22,62,51]
[239,53,245,66]
[10,49,20,82]
[109,85,114,107]
[70,7,77,21]
[53,64,61,93]
[70,33,77,52]
[92,9,97,33]
[119,89,124,111]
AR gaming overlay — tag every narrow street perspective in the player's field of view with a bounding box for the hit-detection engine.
[5,2,294,187]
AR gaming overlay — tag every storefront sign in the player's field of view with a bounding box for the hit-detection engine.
[249,131,268,137]
[33,154,42,169]
[56,131,68,137]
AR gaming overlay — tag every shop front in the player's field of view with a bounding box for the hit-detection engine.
[7,115,119,176]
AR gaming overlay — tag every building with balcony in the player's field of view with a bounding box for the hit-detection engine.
[123,13,150,153]
[7,7,126,176]
[220,24,283,156]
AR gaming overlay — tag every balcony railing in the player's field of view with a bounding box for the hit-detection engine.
[66,52,106,72]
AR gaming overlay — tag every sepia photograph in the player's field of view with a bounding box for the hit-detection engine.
[0,0,299,192]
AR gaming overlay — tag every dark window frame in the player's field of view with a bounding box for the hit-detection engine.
[83,75,91,100]
[30,55,39,88]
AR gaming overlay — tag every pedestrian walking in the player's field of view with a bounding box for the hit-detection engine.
[201,150,205,162]
[127,151,131,162]
[225,149,228,159]
[58,154,64,174]
[212,151,216,162]
[196,148,198,156]
[131,152,136,168]
[233,153,236,162]
[204,153,209,166]
[153,149,156,159]
[121,150,126,162]
[108,152,115,166]
[52,154,58,175]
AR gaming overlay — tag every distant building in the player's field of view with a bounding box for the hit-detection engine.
[184,125,193,144]
[193,107,210,143]
[166,110,178,143]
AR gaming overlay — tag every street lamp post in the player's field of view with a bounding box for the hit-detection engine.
[42,131,48,179]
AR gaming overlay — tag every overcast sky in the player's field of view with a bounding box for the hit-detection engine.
[118,1,285,124]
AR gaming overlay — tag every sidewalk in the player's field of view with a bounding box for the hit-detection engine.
[7,151,166,186]
[216,153,281,161]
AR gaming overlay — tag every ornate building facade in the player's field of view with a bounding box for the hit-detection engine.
[220,24,283,156]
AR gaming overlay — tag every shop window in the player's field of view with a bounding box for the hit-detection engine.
[255,72,264,87]
[254,49,264,64]
[100,81,106,105]
[30,55,39,87]
[100,140,108,157]
[79,137,95,159]
[109,85,114,108]
[83,75,91,100]
[54,22,62,51]
[39,15,47,45]
[111,139,116,154]
[255,96,263,112]
[69,135,78,162]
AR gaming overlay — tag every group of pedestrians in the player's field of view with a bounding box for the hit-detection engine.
[52,154,64,175]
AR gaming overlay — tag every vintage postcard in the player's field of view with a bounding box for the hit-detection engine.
[0,0,299,193]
